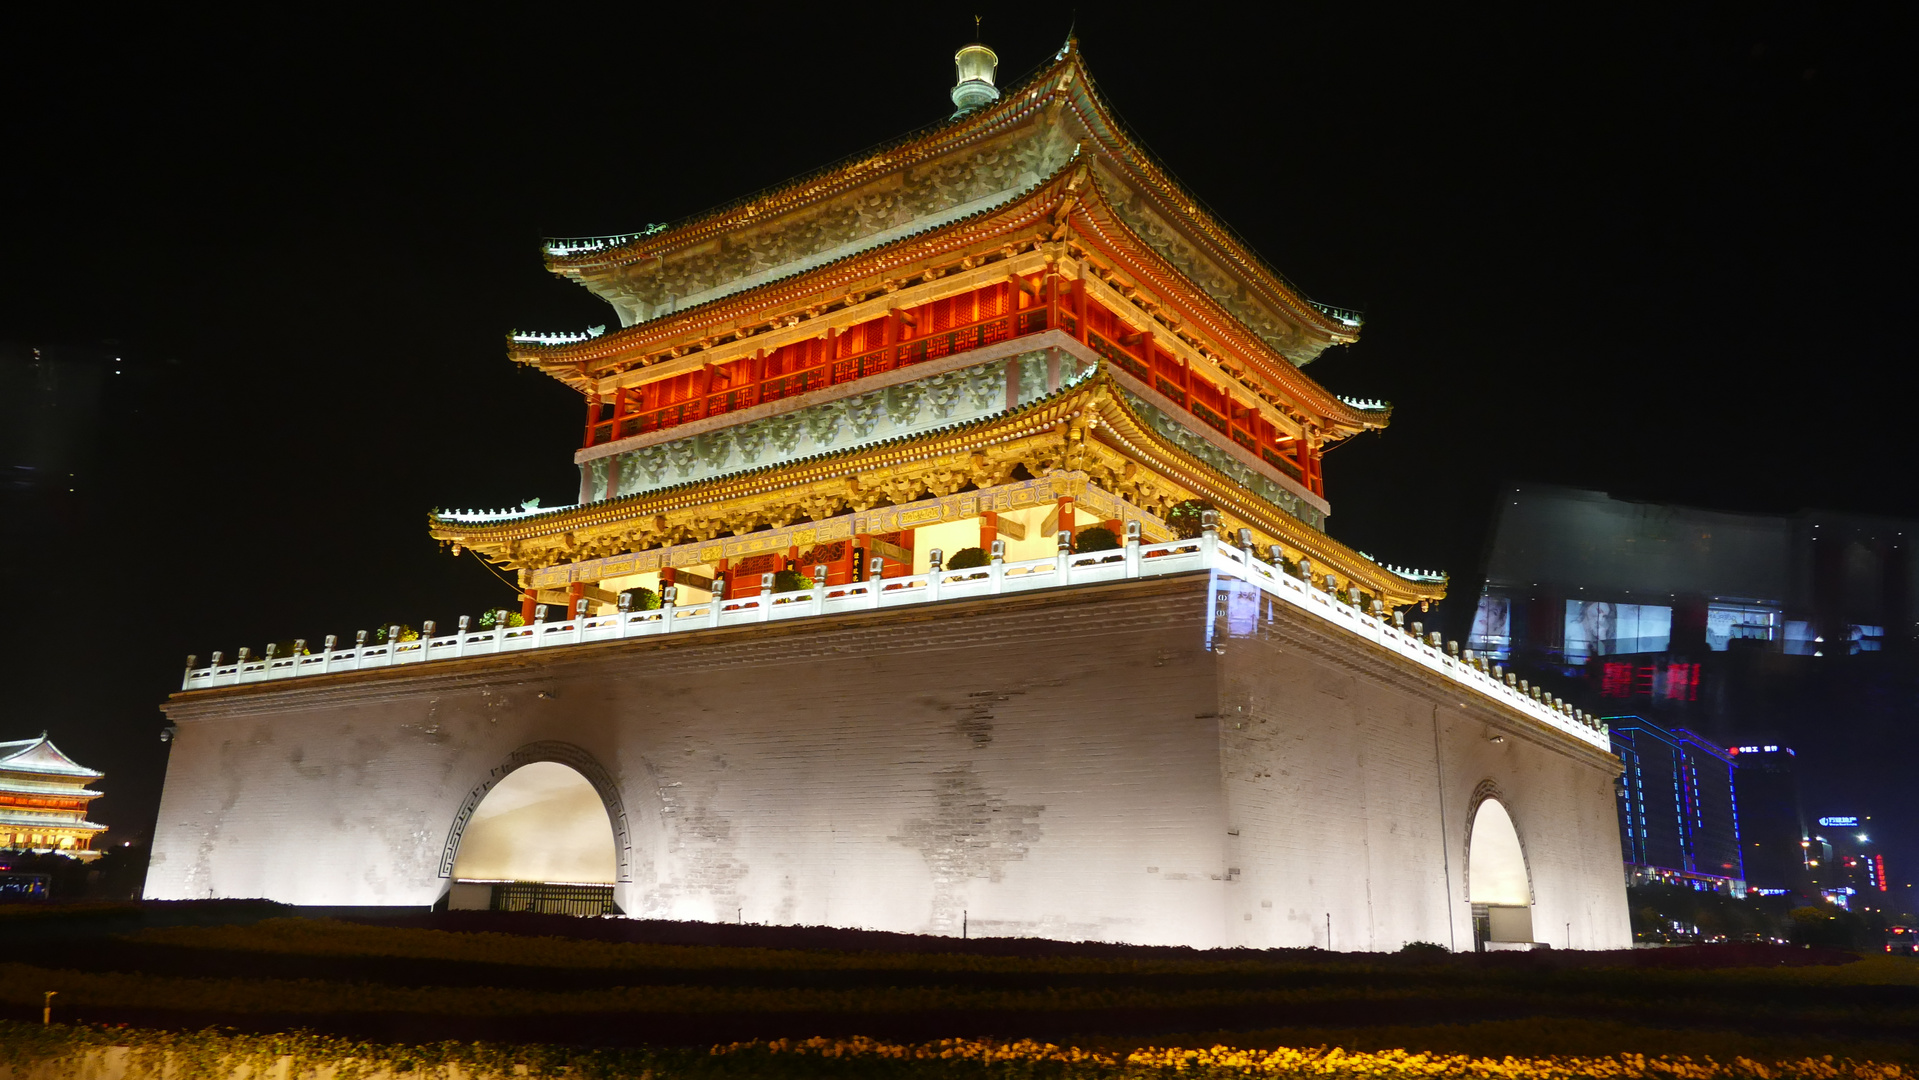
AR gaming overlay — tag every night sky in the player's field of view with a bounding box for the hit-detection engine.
[3,8,1911,884]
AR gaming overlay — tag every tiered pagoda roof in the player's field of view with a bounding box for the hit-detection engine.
[0,733,107,857]
[429,39,1445,613]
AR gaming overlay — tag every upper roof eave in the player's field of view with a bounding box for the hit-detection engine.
[0,735,104,778]
[511,166,1383,435]
[539,42,1359,346]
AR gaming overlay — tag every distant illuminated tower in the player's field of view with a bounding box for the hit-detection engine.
[152,38,1630,951]
[0,733,107,860]
[1726,743,1811,896]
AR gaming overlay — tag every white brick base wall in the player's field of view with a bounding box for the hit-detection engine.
[148,574,1630,950]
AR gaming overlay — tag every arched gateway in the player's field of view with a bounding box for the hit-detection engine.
[1466,791,1535,949]
[441,742,630,915]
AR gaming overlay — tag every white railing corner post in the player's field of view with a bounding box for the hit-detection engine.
[322,634,337,672]
[708,575,725,629]
[660,586,676,633]
[990,539,1006,593]
[181,655,196,691]
[617,590,634,637]
[927,549,943,602]
[1200,510,1220,565]
[812,564,827,615]
[868,557,885,608]
[1055,531,1071,584]
[1124,520,1142,577]
[759,573,774,621]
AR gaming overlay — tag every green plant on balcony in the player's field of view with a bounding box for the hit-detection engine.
[1074,527,1120,554]
[946,547,990,570]
[1166,499,1214,540]
[619,587,661,611]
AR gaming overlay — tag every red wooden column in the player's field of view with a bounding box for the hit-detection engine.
[1294,433,1312,486]
[582,393,601,448]
[1073,274,1089,343]
[521,588,538,625]
[567,581,586,618]
[832,539,855,586]
[980,511,998,551]
[1045,270,1060,331]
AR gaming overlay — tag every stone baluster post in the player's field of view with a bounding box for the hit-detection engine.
[812,564,828,615]
[990,539,1006,592]
[1055,531,1071,584]
[759,573,774,621]
[927,549,943,602]
[181,655,197,691]
[868,557,886,608]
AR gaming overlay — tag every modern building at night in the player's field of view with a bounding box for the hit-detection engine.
[0,734,107,859]
[1807,813,1892,913]
[1724,743,1810,896]
[1464,483,1919,895]
[146,40,1631,949]
[1608,717,1743,894]
[1467,484,1911,706]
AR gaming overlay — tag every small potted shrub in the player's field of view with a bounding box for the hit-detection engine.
[946,546,990,578]
[1074,527,1122,561]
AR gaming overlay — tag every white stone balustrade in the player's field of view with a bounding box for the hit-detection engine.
[180,530,1609,751]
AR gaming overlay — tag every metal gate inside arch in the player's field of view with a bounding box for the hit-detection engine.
[438,741,633,914]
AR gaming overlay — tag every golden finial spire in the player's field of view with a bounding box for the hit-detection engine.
[951,18,1000,116]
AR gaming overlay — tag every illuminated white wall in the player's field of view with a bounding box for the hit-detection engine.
[1467,799,1530,905]
[148,576,1630,950]
[450,762,616,883]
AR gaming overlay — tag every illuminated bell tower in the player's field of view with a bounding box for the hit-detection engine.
[431,36,1445,624]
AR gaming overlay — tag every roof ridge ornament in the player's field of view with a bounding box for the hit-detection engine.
[950,20,1000,117]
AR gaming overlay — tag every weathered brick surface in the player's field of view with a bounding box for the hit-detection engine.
[148,575,1629,949]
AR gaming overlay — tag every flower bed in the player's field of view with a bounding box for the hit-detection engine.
[0,1026,1911,1080]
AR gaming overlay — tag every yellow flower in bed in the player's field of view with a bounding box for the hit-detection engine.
[716,1037,1910,1080]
